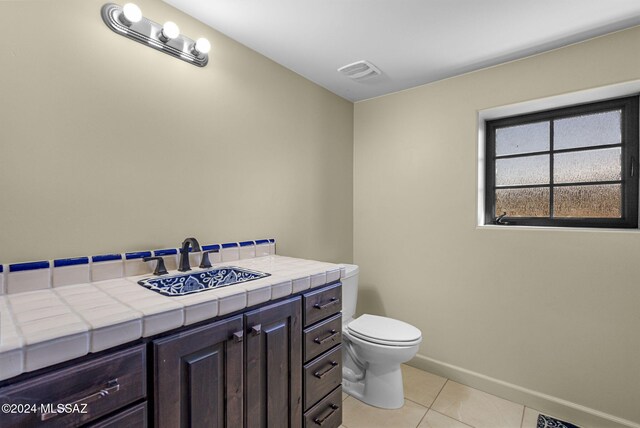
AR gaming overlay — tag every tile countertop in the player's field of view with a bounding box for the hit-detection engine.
[0,255,344,382]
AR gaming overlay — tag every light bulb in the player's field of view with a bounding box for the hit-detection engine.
[121,3,142,26]
[194,38,211,55]
[161,21,180,41]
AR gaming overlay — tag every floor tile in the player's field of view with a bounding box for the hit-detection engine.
[418,410,473,428]
[431,381,524,428]
[402,364,448,407]
[342,396,428,428]
[521,407,540,428]
[339,366,581,428]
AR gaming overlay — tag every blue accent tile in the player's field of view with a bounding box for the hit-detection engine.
[239,241,255,247]
[92,254,122,263]
[268,239,275,243]
[255,239,270,245]
[54,257,89,268]
[9,261,50,272]
[154,248,177,256]
[202,244,221,251]
[221,242,239,249]
[125,251,152,260]
[0,265,3,273]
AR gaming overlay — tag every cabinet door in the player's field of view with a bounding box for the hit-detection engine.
[245,297,302,428]
[154,315,244,428]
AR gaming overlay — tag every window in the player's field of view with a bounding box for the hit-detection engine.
[485,96,639,228]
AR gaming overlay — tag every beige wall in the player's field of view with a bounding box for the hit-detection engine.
[4,0,639,423]
[354,27,640,424]
[0,0,353,264]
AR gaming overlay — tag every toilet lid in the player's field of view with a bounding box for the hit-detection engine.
[347,314,422,346]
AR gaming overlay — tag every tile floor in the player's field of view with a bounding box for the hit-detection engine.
[339,364,580,428]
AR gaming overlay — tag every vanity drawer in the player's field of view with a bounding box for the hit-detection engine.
[304,313,342,362]
[303,283,342,327]
[304,345,342,410]
[303,386,342,428]
[0,344,146,427]
[86,402,147,427]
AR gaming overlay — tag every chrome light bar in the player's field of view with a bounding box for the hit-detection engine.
[101,3,210,67]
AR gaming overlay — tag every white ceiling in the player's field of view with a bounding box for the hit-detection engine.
[163,0,640,102]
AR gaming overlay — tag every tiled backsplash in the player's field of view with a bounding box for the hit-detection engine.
[0,239,276,295]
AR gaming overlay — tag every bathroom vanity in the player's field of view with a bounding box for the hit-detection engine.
[0,255,344,428]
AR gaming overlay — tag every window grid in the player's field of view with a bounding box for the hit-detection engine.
[550,119,555,218]
[485,96,639,228]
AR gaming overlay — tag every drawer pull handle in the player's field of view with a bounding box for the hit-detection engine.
[314,329,340,345]
[40,379,120,421]
[251,324,262,336]
[231,330,244,343]
[314,361,339,379]
[313,297,340,310]
[313,404,339,426]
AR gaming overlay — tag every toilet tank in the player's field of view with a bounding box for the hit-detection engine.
[341,264,359,321]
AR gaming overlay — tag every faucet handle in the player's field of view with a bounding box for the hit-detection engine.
[143,256,169,276]
[199,249,219,269]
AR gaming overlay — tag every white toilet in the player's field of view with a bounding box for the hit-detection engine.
[341,264,422,409]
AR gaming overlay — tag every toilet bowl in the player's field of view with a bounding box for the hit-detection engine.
[340,264,422,409]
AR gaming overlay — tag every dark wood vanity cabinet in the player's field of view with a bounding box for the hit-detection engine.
[0,282,341,428]
[154,315,244,428]
[0,345,146,428]
[154,296,303,428]
[301,283,343,428]
[245,297,303,428]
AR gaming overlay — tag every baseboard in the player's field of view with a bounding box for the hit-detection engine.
[409,354,640,428]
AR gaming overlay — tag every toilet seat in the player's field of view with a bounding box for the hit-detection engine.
[347,314,422,347]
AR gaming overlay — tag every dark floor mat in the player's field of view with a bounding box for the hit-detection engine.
[537,413,580,428]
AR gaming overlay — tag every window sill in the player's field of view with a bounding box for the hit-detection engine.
[476,224,640,233]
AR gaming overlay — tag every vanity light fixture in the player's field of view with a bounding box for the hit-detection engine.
[193,38,211,57]
[101,3,210,67]
[120,3,141,26]
[160,21,180,42]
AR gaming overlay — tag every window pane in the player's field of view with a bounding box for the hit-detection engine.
[554,147,621,184]
[554,110,621,150]
[495,187,550,217]
[496,155,549,186]
[554,184,621,218]
[495,121,549,156]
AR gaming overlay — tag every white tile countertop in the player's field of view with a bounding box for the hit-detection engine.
[0,256,344,382]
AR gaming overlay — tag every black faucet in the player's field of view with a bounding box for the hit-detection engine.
[178,237,201,272]
[142,256,169,276]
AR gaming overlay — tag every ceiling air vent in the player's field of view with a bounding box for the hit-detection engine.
[338,60,381,80]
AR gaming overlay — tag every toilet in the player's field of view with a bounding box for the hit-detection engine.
[341,264,422,409]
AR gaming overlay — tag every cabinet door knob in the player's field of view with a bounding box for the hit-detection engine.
[251,324,262,336]
[231,330,243,343]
